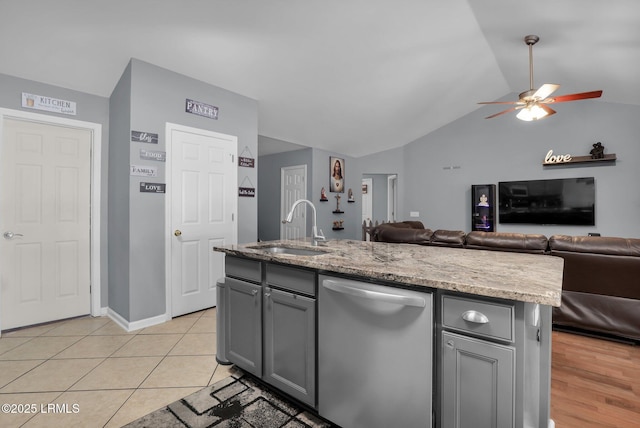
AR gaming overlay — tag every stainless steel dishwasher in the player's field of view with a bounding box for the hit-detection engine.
[318,275,433,428]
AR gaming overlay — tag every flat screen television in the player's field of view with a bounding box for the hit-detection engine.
[499,177,595,225]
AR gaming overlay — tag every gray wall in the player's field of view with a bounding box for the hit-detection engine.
[361,96,640,238]
[109,59,258,323]
[0,72,111,308]
[257,146,362,241]
[311,148,360,240]
[363,174,390,222]
[257,146,313,241]
[108,64,132,318]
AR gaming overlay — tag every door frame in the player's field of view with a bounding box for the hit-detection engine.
[164,122,238,319]
[0,108,102,327]
[387,174,398,222]
[280,164,307,239]
[361,177,373,223]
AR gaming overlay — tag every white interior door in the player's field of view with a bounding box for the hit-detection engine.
[280,165,307,240]
[0,118,91,330]
[168,124,237,317]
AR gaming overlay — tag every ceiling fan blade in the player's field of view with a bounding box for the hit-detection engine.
[484,106,523,119]
[545,90,603,103]
[478,101,522,105]
[532,84,560,100]
[539,103,556,116]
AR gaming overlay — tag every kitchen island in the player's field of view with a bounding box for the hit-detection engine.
[214,239,564,428]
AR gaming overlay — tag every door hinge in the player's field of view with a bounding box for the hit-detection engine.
[232,213,235,221]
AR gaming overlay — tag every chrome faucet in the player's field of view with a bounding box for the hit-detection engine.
[283,199,326,246]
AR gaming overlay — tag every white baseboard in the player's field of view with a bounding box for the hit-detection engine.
[107,308,169,332]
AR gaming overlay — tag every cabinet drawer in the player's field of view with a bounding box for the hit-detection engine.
[266,264,316,296]
[226,256,262,283]
[442,295,514,342]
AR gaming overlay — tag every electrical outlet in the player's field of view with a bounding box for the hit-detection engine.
[410,211,419,217]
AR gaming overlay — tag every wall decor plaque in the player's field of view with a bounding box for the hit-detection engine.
[185,98,218,120]
[130,165,158,177]
[140,182,166,193]
[131,131,159,144]
[140,149,166,162]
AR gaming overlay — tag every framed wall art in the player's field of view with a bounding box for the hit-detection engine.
[329,156,345,193]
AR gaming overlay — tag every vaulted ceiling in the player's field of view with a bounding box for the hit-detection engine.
[1,1,638,157]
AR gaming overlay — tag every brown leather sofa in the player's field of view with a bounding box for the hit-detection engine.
[371,224,640,342]
[548,235,640,342]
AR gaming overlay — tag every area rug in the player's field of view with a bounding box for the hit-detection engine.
[124,368,337,428]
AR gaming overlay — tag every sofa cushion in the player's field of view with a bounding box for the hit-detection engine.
[465,231,548,254]
[376,221,426,230]
[548,234,640,256]
[429,229,466,247]
[373,226,432,244]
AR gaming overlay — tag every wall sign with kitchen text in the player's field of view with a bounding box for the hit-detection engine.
[22,92,76,115]
[131,130,159,144]
[185,99,219,120]
[140,182,166,193]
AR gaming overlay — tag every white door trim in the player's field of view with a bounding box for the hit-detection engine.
[387,174,398,222]
[164,122,238,319]
[0,108,102,326]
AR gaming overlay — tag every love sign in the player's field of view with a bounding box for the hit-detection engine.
[544,149,572,165]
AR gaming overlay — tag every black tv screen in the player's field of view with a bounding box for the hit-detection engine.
[499,177,595,225]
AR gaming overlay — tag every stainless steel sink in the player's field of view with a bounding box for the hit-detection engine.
[247,245,328,256]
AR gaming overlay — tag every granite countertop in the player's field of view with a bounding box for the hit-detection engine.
[213,239,564,307]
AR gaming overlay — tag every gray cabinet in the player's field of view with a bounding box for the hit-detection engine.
[263,287,316,406]
[225,257,263,377]
[439,292,552,428]
[226,277,262,376]
[263,263,316,407]
[224,257,317,407]
[442,331,514,428]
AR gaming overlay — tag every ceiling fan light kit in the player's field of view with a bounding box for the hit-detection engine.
[479,35,602,120]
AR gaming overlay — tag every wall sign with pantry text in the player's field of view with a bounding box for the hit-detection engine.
[185,99,219,120]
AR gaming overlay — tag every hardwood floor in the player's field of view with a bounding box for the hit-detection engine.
[551,330,640,427]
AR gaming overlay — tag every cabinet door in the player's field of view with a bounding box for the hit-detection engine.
[226,277,262,376]
[442,331,515,428]
[263,287,316,406]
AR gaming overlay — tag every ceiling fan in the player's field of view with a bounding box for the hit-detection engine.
[479,35,603,121]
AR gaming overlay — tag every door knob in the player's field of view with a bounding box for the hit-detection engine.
[174,230,182,237]
[3,231,24,240]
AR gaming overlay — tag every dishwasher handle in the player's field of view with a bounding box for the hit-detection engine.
[322,279,426,308]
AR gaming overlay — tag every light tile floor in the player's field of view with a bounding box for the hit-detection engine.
[0,308,235,427]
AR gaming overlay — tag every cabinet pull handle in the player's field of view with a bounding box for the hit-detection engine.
[462,310,489,324]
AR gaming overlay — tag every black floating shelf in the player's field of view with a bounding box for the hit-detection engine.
[332,227,344,231]
[333,210,344,214]
[320,198,328,202]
